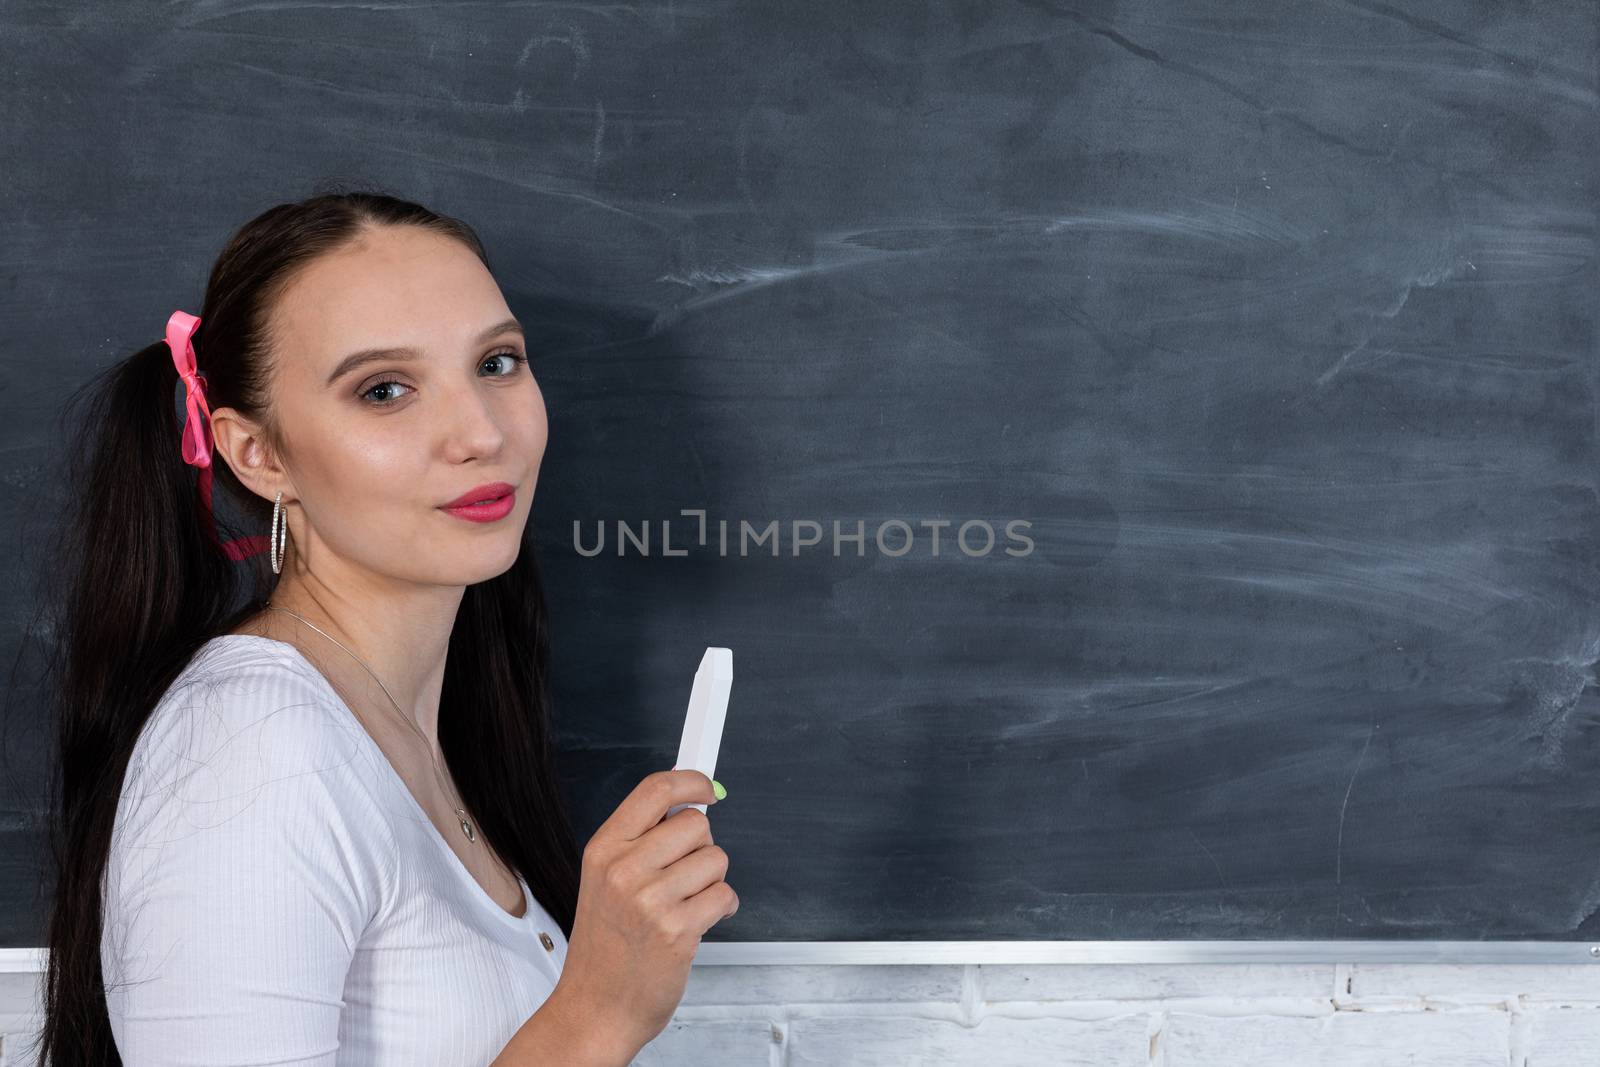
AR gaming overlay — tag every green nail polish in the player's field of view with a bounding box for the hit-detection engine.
[712,779,727,801]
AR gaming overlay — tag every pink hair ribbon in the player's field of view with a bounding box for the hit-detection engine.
[164,310,270,562]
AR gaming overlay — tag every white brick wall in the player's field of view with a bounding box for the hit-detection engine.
[3,964,1598,1065]
[0,970,41,1067]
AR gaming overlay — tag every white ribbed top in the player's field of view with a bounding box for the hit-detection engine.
[101,634,570,1066]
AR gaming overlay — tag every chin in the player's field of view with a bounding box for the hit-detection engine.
[458,538,524,582]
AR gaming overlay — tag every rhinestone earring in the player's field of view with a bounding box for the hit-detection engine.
[270,491,287,575]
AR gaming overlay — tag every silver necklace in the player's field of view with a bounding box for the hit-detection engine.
[264,605,479,844]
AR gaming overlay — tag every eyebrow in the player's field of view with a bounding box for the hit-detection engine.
[325,318,526,387]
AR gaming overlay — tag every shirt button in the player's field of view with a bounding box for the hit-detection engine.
[539,931,555,951]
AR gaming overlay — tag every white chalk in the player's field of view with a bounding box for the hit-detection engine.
[668,647,732,818]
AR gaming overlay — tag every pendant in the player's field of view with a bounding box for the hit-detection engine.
[456,808,477,843]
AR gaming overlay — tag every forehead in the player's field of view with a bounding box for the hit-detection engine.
[270,226,506,371]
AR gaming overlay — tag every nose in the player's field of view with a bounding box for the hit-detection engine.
[439,382,509,462]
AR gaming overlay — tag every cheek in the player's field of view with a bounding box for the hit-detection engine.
[520,387,550,452]
[529,375,548,421]
[328,438,423,507]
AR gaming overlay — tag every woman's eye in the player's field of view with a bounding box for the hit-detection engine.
[360,349,529,407]
[360,379,411,406]
[481,348,529,378]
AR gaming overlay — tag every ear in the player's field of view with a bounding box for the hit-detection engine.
[209,405,294,505]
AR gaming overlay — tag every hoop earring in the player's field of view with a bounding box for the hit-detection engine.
[271,491,288,575]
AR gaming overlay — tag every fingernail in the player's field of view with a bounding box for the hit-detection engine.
[712,779,727,801]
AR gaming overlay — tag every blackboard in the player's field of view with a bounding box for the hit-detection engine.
[4,0,1598,950]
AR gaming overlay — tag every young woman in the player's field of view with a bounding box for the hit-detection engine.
[32,190,736,1066]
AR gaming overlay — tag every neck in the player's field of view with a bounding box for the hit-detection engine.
[254,571,463,755]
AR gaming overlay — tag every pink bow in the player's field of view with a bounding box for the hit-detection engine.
[166,311,213,467]
[163,310,270,563]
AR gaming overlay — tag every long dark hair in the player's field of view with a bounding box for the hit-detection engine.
[26,187,582,1065]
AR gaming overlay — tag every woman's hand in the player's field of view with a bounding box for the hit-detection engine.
[552,769,736,1061]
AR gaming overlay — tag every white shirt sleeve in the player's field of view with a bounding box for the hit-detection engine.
[101,659,396,1067]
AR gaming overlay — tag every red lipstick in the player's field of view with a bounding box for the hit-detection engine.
[439,481,516,523]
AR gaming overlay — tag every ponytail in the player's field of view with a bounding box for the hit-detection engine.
[30,335,252,1065]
